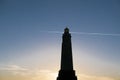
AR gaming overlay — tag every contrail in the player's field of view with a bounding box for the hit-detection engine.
[40,31,120,36]
[71,32,120,36]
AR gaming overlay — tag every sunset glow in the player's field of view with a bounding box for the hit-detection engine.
[0,0,120,80]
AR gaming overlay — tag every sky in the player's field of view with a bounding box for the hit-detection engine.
[0,0,120,80]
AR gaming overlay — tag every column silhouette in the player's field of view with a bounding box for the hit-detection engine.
[57,28,77,80]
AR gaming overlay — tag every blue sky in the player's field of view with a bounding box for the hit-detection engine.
[0,0,120,80]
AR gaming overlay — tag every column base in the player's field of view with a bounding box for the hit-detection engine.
[57,70,77,80]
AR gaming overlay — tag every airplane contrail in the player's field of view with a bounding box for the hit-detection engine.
[40,31,120,36]
[71,32,120,36]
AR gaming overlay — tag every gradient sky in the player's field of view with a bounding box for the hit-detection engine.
[0,0,120,80]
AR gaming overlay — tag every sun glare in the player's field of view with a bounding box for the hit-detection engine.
[31,70,58,80]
